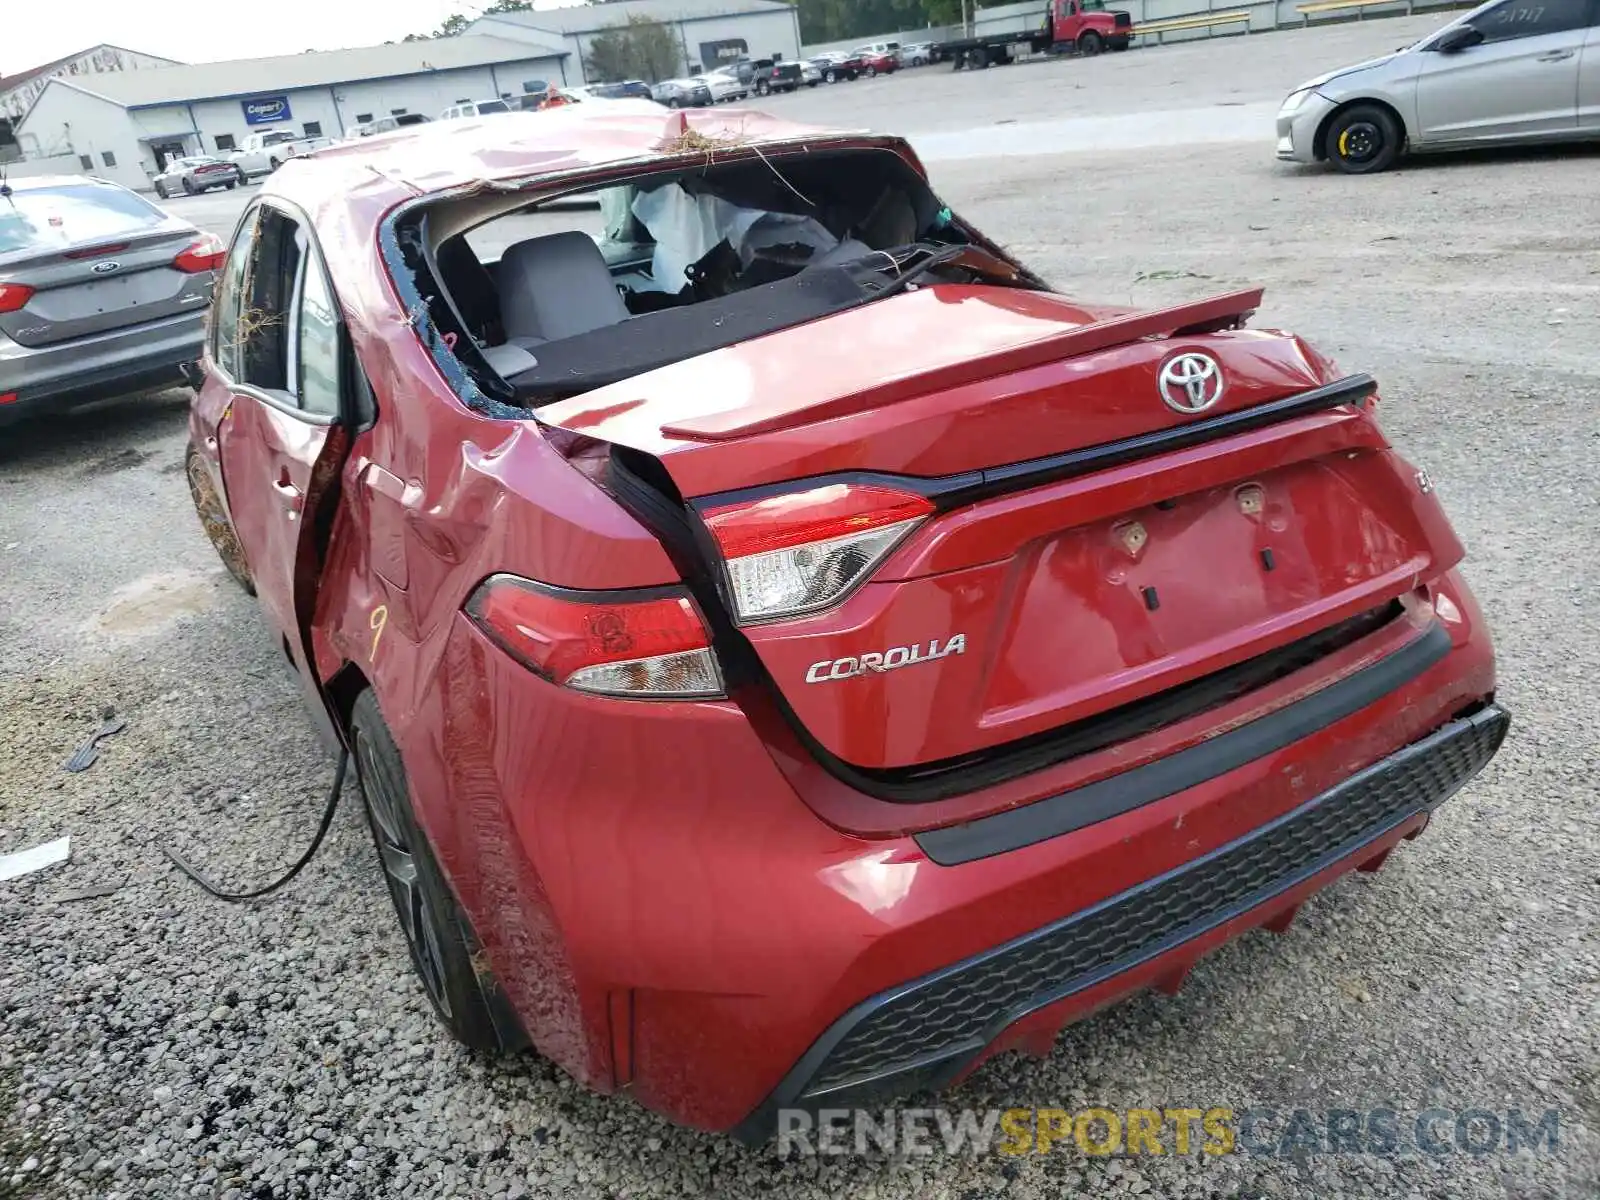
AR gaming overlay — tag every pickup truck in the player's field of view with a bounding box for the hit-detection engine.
[227,129,331,178]
[934,0,1131,67]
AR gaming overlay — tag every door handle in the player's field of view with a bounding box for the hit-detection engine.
[1536,49,1575,61]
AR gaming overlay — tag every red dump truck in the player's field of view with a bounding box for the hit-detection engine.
[934,0,1133,67]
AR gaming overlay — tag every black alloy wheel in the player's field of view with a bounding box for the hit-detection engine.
[350,690,528,1055]
[1325,104,1403,174]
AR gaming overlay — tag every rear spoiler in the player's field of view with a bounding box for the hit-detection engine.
[659,287,1264,442]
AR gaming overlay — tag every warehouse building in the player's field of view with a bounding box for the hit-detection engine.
[12,36,570,192]
[0,44,181,122]
[470,0,802,83]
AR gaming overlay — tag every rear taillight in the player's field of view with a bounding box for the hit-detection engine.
[701,482,935,623]
[0,282,34,314]
[173,233,227,274]
[466,576,724,699]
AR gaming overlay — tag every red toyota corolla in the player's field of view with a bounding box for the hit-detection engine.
[187,104,1507,1140]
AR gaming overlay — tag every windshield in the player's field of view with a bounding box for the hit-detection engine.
[260,131,297,146]
[0,183,168,255]
[477,100,511,114]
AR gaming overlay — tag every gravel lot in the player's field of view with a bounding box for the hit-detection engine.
[3,16,1598,1199]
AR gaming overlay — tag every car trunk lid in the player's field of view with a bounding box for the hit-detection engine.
[0,226,210,347]
[539,285,1460,775]
[0,180,212,347]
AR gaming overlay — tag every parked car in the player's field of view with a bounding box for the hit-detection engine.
[228,129,329,178]
[152,155,242,198]
[812,52,862,83]
[187,106,1506,1140]
[901,41,936,66]
[699,68,748,102]
[850,46,900,77]
[1277,0,1600,173]
[799,59,823,87]
[651,77,714,107]
[588,80,654,100]
[349,114,431,139]
[751,58,803,94]
[438,99,513,121]
[0,174,222,425]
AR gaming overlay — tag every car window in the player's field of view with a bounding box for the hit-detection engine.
[296,252,342,418]
[1470,0,1590,40]
[477,100,510,114]
[0,183,168,255]
[237,207,303,393]
[212,208,259,377]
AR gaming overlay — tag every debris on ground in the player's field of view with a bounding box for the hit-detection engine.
[63,709,126,772]
[54,880,125,903]
[0,836,71,883]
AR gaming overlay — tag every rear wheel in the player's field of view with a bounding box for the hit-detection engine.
[757,78,770,95]
[824,68,837,83]
[268,156,281,172]
[1078,31,1104,56]
[181,177,196,195]
[866,65,878,78]
[351,690,528,1056]
[224,181,237,190]
[1325,104,1403,174]
[185,445,254,595]
[668,96,683,108]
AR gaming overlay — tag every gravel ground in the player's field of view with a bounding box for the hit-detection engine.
[3,17,1599,1199]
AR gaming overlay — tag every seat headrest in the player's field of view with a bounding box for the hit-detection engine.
[497,230,629,345]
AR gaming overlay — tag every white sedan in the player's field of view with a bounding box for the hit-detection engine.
[697,70,747,103]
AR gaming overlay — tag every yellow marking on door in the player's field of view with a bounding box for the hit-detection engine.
[369,605,389,662]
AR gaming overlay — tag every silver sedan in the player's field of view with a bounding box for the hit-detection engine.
[1277,0,1600,173]
[152,155,243,198]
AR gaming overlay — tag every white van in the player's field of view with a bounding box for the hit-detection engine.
[438,99,513,121]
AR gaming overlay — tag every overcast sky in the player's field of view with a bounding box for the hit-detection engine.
[1,0,586,78]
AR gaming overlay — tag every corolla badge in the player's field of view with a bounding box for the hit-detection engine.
[91,261,121,275]
[805,635,967,684]
[1159,352,1224,414]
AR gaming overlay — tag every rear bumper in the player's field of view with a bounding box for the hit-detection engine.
[734,702,1509,1141]
[0,310,205,424]
[413,568,1500,1136]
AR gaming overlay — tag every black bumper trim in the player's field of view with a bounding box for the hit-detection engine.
[732,704,1508,1145]
[916,620,1452,866]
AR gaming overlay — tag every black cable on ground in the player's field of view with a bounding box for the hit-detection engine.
[162,750,349,902]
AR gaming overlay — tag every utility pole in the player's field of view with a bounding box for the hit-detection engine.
[962,0,973,37]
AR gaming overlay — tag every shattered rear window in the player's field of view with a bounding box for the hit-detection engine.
[391,147,1040,409]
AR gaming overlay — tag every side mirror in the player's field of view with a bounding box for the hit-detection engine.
[1433,25,1484,53]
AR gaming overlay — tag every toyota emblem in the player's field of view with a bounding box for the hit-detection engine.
[1158,353,1224,414]
[91,261,121,275]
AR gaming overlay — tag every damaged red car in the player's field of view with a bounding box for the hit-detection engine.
[187,104,1507,1139]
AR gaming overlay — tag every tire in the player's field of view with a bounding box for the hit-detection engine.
[1078,31,1104,56]
[1325,103,1403,174]
[756,78,770,95]
[268,156,281,172]
[185,445,254,595]
[866,65,877,78]
[181,177,196,195]
[224,181,237,190]
[824,68,836,83]
[154,182,168,199]
[668,97,682,108]
[350,690,528,1056]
